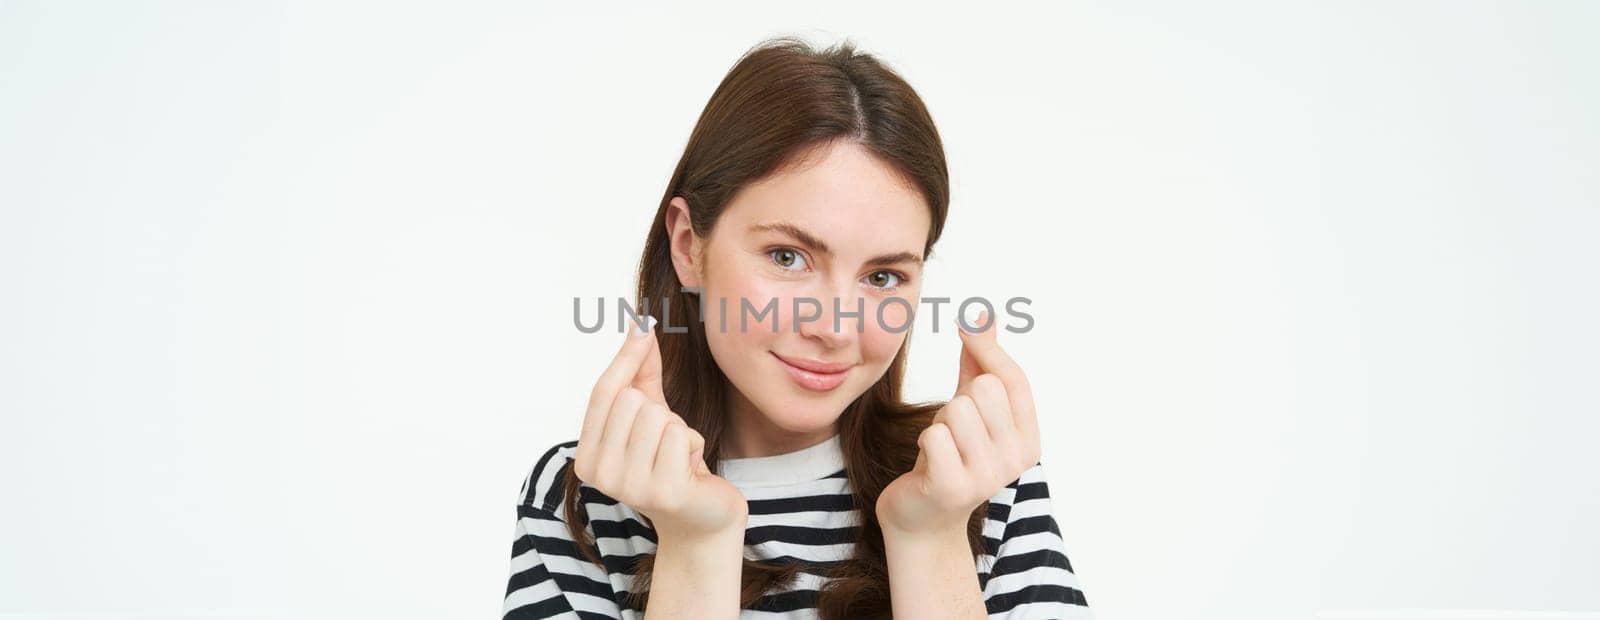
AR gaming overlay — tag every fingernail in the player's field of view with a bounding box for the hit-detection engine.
[960,308,989,333]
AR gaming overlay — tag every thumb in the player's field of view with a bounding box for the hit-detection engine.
[956,339,981,397]
[954,310,989,397]
[688,428,708,474]
[631,316,666,403]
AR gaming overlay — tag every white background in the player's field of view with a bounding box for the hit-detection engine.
[2,1,1596,619]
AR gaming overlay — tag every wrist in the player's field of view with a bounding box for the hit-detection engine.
[879,513,985,619]
[876,503,972,542]
[655,513,748,549]
[652,520,747,586]
[647,515,746,620]
[880,517,968,545]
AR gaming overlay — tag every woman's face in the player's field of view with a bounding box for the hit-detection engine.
[666,140,931,452]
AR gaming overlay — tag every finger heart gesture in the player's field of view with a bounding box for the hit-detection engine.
[571,316,749,540]
[876,311,1042,536]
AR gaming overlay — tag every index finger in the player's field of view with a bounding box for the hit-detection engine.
[957,311,1035,428]
[581,315,658,449]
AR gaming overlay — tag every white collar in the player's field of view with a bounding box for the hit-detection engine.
[717,433,844,488]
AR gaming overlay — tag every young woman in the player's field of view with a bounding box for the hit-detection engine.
[501,37,1091,619]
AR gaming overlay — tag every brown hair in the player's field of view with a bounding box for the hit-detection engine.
[559,35,984,619]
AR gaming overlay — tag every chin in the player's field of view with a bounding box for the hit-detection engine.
[759,394,851,432]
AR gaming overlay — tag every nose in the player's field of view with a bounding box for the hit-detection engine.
[796,278,863,348]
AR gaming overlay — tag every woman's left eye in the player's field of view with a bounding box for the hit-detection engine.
[866,270,903,289]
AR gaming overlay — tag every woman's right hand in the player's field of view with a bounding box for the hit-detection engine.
[572,316,749,541]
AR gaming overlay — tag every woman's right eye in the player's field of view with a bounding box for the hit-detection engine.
[769,248,808,271]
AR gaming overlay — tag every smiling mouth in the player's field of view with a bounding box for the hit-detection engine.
[771,352,854,392]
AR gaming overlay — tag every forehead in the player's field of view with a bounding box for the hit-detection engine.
[718,141,931,256]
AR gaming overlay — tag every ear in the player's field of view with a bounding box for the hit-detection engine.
[664,196,704,289]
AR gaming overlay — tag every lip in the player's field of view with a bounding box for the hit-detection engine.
[771,352,854,392]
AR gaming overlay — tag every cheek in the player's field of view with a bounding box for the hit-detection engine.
[704,266,806,335]
[870,295,915,334]
[860,296,914,362]
[702,269,786,352]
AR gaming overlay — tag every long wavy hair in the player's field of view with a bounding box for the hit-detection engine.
[558,35,984,619]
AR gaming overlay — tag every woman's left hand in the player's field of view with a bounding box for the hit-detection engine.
[877,311,1042,537]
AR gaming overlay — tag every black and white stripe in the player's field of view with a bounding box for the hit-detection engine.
[502,438,1091,619]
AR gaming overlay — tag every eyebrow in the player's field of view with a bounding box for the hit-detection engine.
[748,221,924,267]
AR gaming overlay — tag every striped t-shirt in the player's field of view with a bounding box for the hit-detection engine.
[501,433,1092,619]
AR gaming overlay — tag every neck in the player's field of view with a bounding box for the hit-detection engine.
[722,386,839,459]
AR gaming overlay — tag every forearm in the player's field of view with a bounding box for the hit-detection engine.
[643,524,746,620]
[881,522,987,619]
